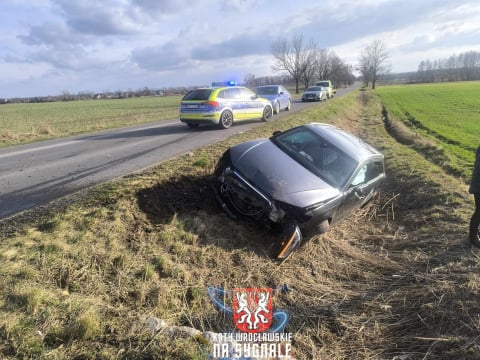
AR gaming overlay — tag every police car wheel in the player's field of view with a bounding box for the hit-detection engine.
[262,106,273,122]
[219,110,233,129]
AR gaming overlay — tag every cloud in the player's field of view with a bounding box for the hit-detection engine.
[131,42,193,71]
[52,0,141,35]
[191,33,273,61]
[220,0,265,13]
[131,0,205,15]
[18,22,89,47]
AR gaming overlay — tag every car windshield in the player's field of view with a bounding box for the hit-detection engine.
[256,86,278,95]
[271,127,358,188]
[306,86,322,92]
[316,82,329,87]
[182,89,213,101]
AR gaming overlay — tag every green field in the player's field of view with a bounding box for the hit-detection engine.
[376,81,480,179]
[0,96,181,147]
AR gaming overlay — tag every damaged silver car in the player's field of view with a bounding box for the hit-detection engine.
[213,123,386,260]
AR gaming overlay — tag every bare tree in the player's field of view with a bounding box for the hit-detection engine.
[244,73,256,88]
[314,49,351,87]
[358,39,390,89]
[271,34,317,93]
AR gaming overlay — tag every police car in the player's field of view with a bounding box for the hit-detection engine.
[180,82,273,129]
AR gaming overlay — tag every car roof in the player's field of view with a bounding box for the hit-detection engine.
[189,85,248,91]
[210,85,247,90]
[303,123,383,163]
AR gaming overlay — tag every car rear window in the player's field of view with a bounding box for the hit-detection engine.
[256,86,278,95]
[182,89,213,101]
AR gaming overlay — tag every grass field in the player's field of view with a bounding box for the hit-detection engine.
[376,81,480,179]
[1,87,479,359]
[0,96,181,147]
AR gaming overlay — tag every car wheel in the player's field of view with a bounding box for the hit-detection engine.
[285,100,291,111]
[219,110,233,129]
[186,123,199,129]
[262,106,273,122]
[274,102,280,114]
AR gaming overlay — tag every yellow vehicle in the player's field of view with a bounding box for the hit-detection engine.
[180,85,273,129]
[315,80,335,99]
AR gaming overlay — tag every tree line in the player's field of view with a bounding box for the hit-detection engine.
[268,34,356,93]
[267,35,390,93]
[416,50,480,83]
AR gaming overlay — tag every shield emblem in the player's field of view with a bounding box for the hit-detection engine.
[232,288,273,333]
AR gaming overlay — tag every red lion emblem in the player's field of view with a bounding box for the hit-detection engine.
[232,288,273,333]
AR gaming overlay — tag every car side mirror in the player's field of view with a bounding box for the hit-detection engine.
[272,130,282,136]
[251,95,258,100]
[279,91,284,95]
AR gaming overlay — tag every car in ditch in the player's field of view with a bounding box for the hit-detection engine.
[213,123,386,260]
[255,85,292,114]
[301,86,327,102]
[180,85,273,129]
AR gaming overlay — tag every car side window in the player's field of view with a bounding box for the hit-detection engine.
[217,88,236,99]
[351,165,367,186]
[351,161,384,186]
[238,88,255,99]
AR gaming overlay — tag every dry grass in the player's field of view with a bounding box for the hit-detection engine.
[1,89,479,359]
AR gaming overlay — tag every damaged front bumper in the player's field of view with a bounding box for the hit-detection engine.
[213,166,303,260]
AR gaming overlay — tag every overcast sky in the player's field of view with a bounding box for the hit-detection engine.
[1,0,479,98]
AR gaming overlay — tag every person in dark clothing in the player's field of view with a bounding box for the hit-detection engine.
[469,146,480,247]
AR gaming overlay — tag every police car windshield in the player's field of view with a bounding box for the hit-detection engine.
[182,89,213,101]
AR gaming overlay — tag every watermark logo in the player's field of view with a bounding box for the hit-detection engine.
[207,285,294,359]
[233,288,272,333]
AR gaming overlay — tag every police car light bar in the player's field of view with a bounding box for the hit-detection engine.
[212,81,237,87]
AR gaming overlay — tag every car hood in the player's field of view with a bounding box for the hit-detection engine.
[229,139,339,208]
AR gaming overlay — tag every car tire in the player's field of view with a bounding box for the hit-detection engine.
[187,123,199,129]
[262,106,273,122]
[285,100,291,111]
[219,110,233,129]
[274,102,280,114]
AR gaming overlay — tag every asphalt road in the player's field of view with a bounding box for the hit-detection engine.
[0,86,357,219]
